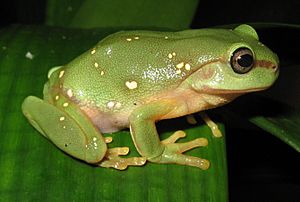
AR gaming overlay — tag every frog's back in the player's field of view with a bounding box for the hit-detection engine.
[58,29,251,112]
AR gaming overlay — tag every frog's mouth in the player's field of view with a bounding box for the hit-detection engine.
[201,86,271,95]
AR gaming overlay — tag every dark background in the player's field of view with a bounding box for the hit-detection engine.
[0,0,299,201]
[1,0,300,27]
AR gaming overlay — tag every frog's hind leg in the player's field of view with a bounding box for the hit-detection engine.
[22,96,107,164]
[99,129,146,170]
[100,147,147,170]
[199,112,222,138]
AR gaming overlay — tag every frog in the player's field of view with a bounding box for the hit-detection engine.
[22,24,279,170]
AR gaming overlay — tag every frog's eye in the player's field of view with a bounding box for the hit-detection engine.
[230,48,254,74]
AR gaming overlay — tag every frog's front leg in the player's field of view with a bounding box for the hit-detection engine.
[22,96,145,170]
[129,100,210,170]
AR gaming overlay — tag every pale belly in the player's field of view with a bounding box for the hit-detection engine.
[79,89,235,134]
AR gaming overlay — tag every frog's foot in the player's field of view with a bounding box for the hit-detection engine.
[150,131,210,170]
[104,136,113,143]
[161,130,186,144]
[199,112,222,138]
[100,147,147,170]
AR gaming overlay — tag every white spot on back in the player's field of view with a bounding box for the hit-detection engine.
[106,47,112,57]
[59,116,65,121]
[91,49,96,55]
[126,38,132,41]
[125,81,138,89]
[94,62,99,68]
[185,63,191,71]
[59,70,65,78]
[107,101,115,109]
[176,62,184,69]
[107,101,122,110]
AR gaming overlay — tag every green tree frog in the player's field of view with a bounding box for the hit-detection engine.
[22,24,279,170]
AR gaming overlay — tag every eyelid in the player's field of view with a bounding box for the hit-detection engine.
[227,43,255,62]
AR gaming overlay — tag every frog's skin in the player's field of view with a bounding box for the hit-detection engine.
[22,24,279,170]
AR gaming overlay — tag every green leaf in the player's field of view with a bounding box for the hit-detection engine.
[46,0,199,29]
[250,112,300,152]
[0,25,227,201]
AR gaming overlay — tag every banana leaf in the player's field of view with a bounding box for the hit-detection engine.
[0,25,227,201]
[46,0,199,29]
[1,0,299,200]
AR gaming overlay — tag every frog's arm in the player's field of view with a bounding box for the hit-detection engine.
[22,96,146,169]
[129,100,210,169]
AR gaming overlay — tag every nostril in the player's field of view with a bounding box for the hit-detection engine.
[273,65,280,74]
[271,64,278,71]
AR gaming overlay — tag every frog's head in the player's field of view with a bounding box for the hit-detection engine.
[190,24,279,96]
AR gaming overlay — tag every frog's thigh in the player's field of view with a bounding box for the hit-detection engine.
[129,100,210,169]
[22,96,107,163]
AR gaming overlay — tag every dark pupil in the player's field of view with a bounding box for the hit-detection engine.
[237,54,253,67]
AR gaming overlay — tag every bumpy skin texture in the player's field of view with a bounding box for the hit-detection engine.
[22,25,279,170]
